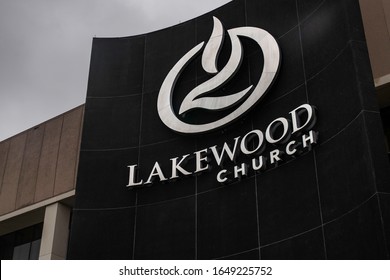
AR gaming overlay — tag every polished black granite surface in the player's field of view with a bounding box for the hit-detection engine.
[68,0,390,259]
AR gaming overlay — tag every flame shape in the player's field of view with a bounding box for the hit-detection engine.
[157,16,280,134]
[202,17,224,74]
[179,17,252,115]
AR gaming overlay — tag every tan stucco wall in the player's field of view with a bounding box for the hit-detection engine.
[0,106,83,217]
[359,0,390,84]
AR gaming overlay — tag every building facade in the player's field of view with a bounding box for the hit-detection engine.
[1,0,390,259]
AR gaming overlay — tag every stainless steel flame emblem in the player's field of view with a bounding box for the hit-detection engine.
[157,17,281,134]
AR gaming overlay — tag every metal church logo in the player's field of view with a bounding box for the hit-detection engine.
[157,17,281,134]
[126,17,320,188]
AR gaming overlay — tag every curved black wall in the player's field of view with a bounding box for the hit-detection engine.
[68,0,390,259]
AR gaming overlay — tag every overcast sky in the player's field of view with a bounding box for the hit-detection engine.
[0,0,231,141]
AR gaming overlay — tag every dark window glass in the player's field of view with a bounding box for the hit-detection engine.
[0,223,43,260]
[29,239,41,260]
[12,243,31,260]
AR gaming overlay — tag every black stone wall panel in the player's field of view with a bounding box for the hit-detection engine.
[68,0,390,259]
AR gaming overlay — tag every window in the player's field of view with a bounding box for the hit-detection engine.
[0,223,43,260]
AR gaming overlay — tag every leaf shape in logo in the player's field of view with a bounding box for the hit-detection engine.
[179,17,252,115]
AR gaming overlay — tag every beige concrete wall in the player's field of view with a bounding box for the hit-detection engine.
[39,203,71,260]
[0,105,83,217]
[359,0,390,84]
